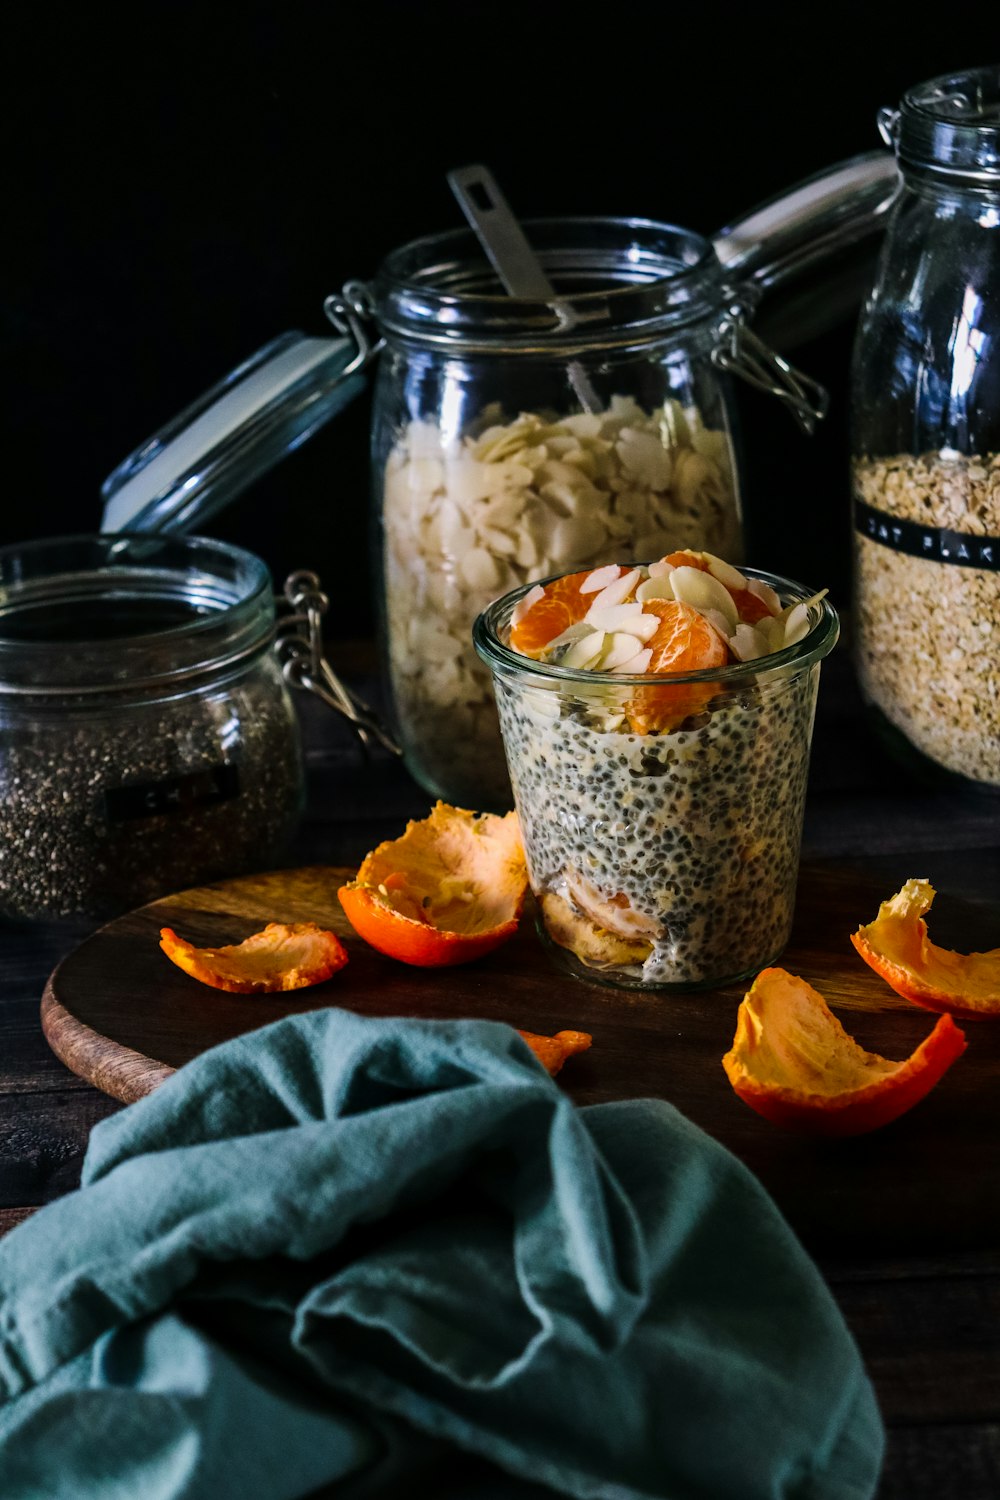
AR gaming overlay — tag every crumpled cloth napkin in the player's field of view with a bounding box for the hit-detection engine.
[0,1010,883,1499]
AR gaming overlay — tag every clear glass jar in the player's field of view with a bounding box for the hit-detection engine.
[97,159,897,807]
[475,569,839,991]
[371,219,771,810]
[852,67,1000,790]
[0,536,304,921]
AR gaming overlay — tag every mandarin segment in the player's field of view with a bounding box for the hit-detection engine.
[159,922,348,994]
[851,879,1000,1018]
[508,569,597,657]
[627,597,728,732]
[722,966,967,1136]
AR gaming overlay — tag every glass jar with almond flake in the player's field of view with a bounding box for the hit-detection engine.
[852,67,1000,789]
[366,217,830,807]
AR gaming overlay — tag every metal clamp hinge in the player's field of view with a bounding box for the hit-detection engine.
[323,281,384,376]
[712,307,830,435]
[276,571,401,757]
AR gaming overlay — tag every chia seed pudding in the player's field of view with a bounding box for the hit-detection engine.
[475,560,838,989]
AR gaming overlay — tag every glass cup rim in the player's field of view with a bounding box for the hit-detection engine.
[473,564,840,687]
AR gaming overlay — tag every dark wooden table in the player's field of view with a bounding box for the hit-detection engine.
[2,644,999,1498]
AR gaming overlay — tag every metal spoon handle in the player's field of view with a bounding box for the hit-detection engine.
[447,164,601,414]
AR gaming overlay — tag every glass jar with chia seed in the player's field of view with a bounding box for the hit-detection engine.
[0,535,305,922]
[474,569,839,991]
[852,66,1000,790]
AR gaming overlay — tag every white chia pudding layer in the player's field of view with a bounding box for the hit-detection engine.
[494,672,820,988]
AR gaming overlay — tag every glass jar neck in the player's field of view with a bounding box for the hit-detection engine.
[0,535,275,701]
[373,217,729,355]
[890,66,1000,192]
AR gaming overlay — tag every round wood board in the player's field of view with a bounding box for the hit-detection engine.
[42,862,1000,1257]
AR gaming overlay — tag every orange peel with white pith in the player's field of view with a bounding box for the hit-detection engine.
[722,966,966,1137]
[851,879,1000,1019]
[518,1029,592,1076]
[338,802,527,967]
[159,922,348,994]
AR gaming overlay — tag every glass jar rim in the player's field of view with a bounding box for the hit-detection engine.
[0,533,275,698]
[373,216,728,352]
[474,564,839,687]
[896,66,1000,185]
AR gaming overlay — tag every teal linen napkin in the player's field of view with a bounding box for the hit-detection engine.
[0,1010,883,1499]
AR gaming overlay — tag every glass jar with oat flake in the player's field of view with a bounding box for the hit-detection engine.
[852,67,1000,789]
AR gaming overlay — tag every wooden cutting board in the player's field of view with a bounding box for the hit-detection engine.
[41,862,1000,1258]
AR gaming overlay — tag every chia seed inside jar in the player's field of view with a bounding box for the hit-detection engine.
[0,535,304,922]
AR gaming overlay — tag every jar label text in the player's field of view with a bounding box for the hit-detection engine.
[104,764,241,824]
[854,497,999,570]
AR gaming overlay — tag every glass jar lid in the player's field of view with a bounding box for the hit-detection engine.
[886,66,1000,185]
[101,333,367,535]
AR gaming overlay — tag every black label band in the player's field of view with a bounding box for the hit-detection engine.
[855,497,1000,570]
[104,763,241,825]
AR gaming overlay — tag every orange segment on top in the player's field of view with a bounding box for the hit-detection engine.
[502,550,814,733]
[627,598,729,733]
[508,569,596,656]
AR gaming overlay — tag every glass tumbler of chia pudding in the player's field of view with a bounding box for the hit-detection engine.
[473,559,839,990]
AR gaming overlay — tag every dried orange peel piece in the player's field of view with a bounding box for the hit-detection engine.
[518,1029,592,1076]
[338,802,527,967]
[722,966,966,1136]
[159,922,348,994]
[851,879,1000,1019]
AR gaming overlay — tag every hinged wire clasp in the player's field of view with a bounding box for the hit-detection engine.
[322,281,384,376]
[712,305,830,436]
[275,571,401,757]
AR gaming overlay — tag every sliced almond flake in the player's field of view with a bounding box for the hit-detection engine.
[730,623,768,662]
[580,563,623,594]
[515,532,539,570]
[706,555,747,592]
[541,621,595,654]
[562,631,607,669]
[593,712,626,733]
[701,607,733,645]
[756,615,785,652]
[587,604,659,640]
[560,413,603,439]
[782,604,811,647]
[510,584,545,626]
[610,647,653,674]
[776,590,827,631]
[587,567,642,614]
[747,577,782,616]
[636,575,675,603]
[599,632,649,669]
[670,566,739,629]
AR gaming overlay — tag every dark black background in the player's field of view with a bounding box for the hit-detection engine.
[4,5,993,633]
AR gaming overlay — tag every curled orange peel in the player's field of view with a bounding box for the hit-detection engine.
[518,1029,592,1076]
[722,966,966,1137]
[851,879,1000,1019]
[159,922,348,994]
[338,802,527,967]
